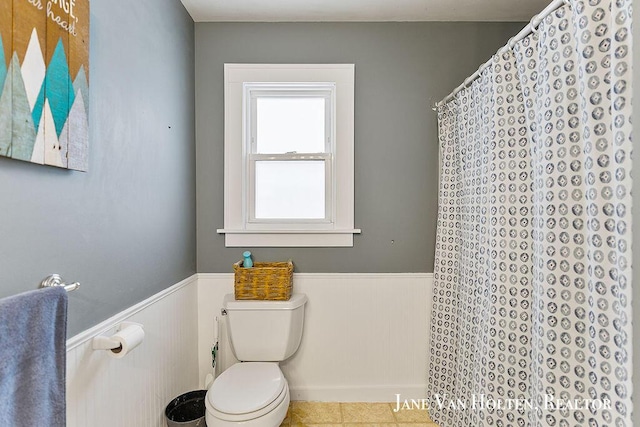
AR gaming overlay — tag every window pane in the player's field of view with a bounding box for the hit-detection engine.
[255,161,325,219]
[256,97,326,154]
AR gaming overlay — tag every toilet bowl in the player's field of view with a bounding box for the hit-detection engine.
[205,294,307,427]
[205,362,290,426]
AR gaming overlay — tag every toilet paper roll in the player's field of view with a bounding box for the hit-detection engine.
[108,324,145,359]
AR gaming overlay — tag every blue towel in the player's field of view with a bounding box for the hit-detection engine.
[0,286,68,427]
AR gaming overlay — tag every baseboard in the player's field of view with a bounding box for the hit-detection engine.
[66,274,198,351]
[289,385,428,402]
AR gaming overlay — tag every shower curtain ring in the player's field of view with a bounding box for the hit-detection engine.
[563,0,571,7]
[530,14,542,34]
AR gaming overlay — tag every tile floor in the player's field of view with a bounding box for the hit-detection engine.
[281,402,439,427]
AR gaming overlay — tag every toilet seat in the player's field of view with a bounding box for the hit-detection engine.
[207,362,288,422]
[207,382,289,423]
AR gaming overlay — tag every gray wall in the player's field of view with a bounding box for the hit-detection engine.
[0,0,196,336]
[195,22,524,273]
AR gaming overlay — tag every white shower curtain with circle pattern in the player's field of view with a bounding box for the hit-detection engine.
[428,1,633,426]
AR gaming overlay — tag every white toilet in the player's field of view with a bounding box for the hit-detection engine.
[205,293,307,427]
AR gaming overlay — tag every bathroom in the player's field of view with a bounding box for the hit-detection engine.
[0,0,636,426]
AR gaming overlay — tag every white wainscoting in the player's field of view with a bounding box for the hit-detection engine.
[66,272,433,425]
[66,275,199,427]
[197,273,433,402]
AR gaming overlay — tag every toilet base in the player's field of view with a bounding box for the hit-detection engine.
[206,385,290,427]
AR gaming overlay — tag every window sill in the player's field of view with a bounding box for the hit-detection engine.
[216,229,362,247]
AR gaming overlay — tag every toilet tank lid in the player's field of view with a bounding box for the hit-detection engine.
[223,294,307,311]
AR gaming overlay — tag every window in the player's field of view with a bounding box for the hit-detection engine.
[247,84,333,224]
[219,64,359,247]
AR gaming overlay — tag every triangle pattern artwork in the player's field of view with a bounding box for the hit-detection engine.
[0,0,89,171]
[0,35,7,93]
[10,52,37,161]
[0,39,11,158]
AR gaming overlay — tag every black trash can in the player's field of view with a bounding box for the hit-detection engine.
[165,390,207,427]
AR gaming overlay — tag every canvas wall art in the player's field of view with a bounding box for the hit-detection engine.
[0,0,89,171]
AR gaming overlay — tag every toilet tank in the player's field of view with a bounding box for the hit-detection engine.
[223,294,307,362]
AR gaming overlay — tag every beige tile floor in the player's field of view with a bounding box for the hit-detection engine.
[280,402,440,427]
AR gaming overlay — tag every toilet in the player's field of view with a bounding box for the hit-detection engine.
[205,293,307,427]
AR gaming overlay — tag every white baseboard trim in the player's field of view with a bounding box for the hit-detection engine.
[66,274,198,351]
[289,385,428,402]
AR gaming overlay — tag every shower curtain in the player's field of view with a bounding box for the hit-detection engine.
[427,1,633,426]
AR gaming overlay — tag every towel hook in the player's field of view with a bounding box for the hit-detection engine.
[40,274,80,292]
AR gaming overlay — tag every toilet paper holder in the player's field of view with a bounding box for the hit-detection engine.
[92,322,143,353]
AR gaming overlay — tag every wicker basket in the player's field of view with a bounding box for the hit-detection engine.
[233,260,293,301]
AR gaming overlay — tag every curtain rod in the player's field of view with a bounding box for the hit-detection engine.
[434,0,569,109]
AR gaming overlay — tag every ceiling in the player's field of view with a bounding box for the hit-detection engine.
[180,0,550,22]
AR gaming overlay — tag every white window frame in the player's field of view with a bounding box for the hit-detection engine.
[218,64,360,247]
